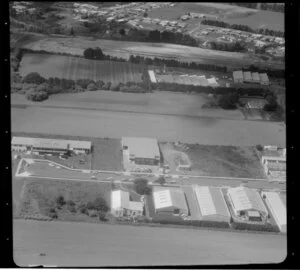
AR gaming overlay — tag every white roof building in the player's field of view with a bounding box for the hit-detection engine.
[262,192,286,232]
[233,70,244,83]
[148,70,157,83]
[153,188,189,215]
[227,186,268,217]
[193,186,231,222]
[243,71,252,82]
[260,73,270,85]
[252,72,260,83]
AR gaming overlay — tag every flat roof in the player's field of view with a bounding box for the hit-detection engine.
[111,190,129,209]
[33,138,69,150]
[68,140,91,149]
[148,70,157,83]
[243,71,252,81]
[12,137,35,146]
[122,137,160,159]
[259,73,269,82]
[233,70,243,80]
[262,192,286,226]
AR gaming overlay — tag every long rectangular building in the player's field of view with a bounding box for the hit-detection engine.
[262,191,286,232]
[11,137,91,154]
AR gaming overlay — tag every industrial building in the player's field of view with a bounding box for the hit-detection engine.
[261,147,286,180]
[232,70,270,85]
[153,188,189,215]
[122,137,160,166]
[148,70,157,83]
[227,186,268,221]
[261,191,286,233]
[111,190,144,217]
[193,186,231,223]
[11,137,91,154]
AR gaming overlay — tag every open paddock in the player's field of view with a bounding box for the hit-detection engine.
[19,53,146,84]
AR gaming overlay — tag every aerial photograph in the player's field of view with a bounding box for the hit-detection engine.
[10,1,286,267]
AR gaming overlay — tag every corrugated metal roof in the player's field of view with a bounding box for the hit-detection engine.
[122,137,160,159]
[12,137,35,146]
[153,188,188,212]
[262,192,286,226]
[193,186,230,217]
[227,187,267,215]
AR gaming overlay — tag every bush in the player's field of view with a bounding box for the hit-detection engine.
[23,72,46,85]
[218,93,239,110]
[55,195,66,207]
[103,81,111,90]
[87,83,98,91]
[151,219,230,228]
[110,83,120,91]
[256,144,263,151]
[87,197,109,212]
[26,89,49,101]
[231,222,280,232]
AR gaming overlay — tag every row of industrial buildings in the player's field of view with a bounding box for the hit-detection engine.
[233,70,270,85]
[111,185,286,233]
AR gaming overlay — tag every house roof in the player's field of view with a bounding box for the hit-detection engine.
[193,186,230,217]
[227,187,267,215]
[153,188,188,212]
[262,192,286,226]
[111,190,129,209]
[122,137,160,159]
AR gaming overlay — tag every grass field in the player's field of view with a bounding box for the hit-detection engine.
[13,219,287,266]
[161,143,266,178]
[19,53,146,84]
[19,178,112,220]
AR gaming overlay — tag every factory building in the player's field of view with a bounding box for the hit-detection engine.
[232,70,270,85]
[122,137,160,166]
[153,188,189,215]
[261,191,286,233]
[193,186,231,223]
[11,137,91,154]
[227,186,268,221]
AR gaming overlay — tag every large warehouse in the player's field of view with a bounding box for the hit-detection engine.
[232,70,270,85]
[153,188,189,215]
[227,186,268,221]
[11,137,91,154]
[193,186,231,223]
[261,191,286,233]
[122,137,160,166]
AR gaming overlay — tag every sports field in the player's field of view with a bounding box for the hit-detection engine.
[19,53,146,83]
[14,219,286,266]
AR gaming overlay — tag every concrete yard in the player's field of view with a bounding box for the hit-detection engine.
[13,219,286,266]
[11,106,286,147]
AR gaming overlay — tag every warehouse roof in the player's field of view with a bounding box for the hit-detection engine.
[262,192,286,227]
[111,190,130,209]
[259,73,269,82]
[12,137,35,146]
[33,138,69,150]
[193,186,230,217]
[68,140,92,150]
[153,189,188,212]
[252,72,260,82]
[233,70,243,80]
[243,71,252,81]
[122,137,160,159]
[227,186,267,215]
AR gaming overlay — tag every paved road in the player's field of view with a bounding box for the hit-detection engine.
[13,219,286,266]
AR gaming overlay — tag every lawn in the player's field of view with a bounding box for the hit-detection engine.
[19,53,147,84]
[91,138,123,171]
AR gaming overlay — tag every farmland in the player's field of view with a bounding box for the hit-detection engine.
[14,219,286,266]
[19,53,146,84]
[11,32,284,69]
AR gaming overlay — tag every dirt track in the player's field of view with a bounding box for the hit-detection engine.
[13,219,286,266]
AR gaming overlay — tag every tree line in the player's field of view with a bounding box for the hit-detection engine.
[201,19,284,38]
[228,3,284,13]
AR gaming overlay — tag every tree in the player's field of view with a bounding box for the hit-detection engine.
[70,27,74,36]
[23,72,46,85]
[134,178,152,195]
[119,28,125,36]
[143,12,148,17]
[83,48,94,59]
[218,93,239,110]
[87,197,109,212]
[26,89,49,101]
[156,176,166,185]
[55,195,66,207]
[263,95,278,111]
[87,83,98,91]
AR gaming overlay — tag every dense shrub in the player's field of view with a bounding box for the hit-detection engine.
[134,178,152,195]
[26,89,49,101]
[232,222,280,233]
[218,93,239,110]
[103,81,112,90]
[110,83,120,91]
[86,197,109,212]
[152,219,230,228]
[23,72,46,85]
[55,195,66,207]
[87,83,98,91]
